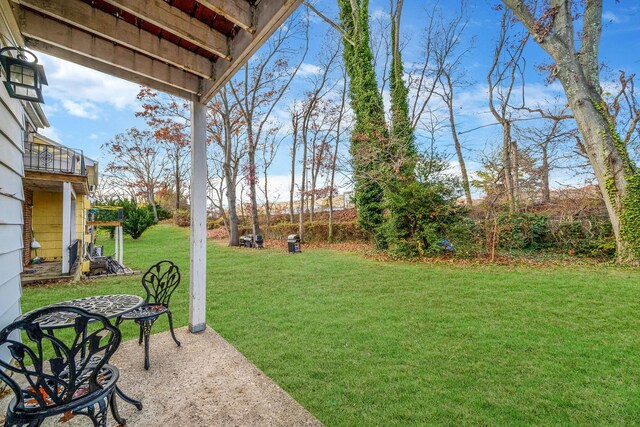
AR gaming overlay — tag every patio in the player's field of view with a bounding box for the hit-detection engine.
[21,262,71,285]
[0,327,322,426]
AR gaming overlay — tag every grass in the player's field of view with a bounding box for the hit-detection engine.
[22,224,640,426]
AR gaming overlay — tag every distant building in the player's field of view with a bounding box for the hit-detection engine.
[266,191,355,215]
[22,133,98,276]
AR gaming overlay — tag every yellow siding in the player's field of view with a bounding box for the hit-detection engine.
[32,191,63,260]
[33,135,55,146]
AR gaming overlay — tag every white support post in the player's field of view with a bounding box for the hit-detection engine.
[189,95,208,333]
[118,226,124,265]
[61,182,72,274]
[114,226,119,263]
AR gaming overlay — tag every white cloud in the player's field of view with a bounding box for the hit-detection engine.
[39,126,62,142]
[370,8,388,21]
[61,99,100,119]
[39,54,142,113]
[298,63,323,76]
[602,10,622,23]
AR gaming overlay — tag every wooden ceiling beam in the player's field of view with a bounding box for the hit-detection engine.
[196,0,254,34]
[25,38,195,100]
[18,8,201,96]
[12,0,214,79]
[101,0,231,61]
[201,0,302,103]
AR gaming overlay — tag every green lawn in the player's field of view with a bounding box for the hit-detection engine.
[22,224,640,426]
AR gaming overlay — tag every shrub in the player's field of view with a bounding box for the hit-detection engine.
[147,203,172,221]
[174,209,190,227]
[122,205,155,239]
[495,213,550,251]
[383,152,467,258]
[207,217,225,230]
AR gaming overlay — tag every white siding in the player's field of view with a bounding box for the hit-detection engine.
[0,57,26,350]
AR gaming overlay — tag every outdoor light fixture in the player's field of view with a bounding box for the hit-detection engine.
[0,46,47,103]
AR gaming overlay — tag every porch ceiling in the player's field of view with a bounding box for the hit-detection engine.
[24,171,88,195]
[9,0,302,102]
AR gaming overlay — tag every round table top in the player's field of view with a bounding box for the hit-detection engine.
[21,294,145,330]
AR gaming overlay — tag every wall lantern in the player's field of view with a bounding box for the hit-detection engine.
[0,47,47,103]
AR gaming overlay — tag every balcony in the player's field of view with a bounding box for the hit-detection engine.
[23,141,86,176]
[23,141,90,195]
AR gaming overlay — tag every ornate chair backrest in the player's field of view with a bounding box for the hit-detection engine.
[141,260,181,306]
[0,306,121,414]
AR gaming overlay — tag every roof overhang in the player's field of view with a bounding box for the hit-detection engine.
[7,0,302,102]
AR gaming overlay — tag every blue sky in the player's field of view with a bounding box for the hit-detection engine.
[36,0,639,199]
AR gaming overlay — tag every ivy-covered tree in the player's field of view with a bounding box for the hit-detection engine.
[338,0,389,246]
[388,0,417,179]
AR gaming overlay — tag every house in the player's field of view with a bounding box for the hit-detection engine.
[0,3,49,363]
[22,132,98,278]
[0,0,301,366]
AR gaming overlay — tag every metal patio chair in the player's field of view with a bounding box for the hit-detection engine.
[0,306,124,426]
[118,260,181,370]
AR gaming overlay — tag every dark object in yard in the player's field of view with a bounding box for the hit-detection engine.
[117,260,181,370]
[239,234,253,248]
[240,234,264,248]
[435,239,455,252]
[287,234,301,253]
[106,257,125,274]
[0,306,125,426]
[90,257,108,275]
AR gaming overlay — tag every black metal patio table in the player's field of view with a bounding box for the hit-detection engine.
[19,294,146,410]
[21,294,144,329]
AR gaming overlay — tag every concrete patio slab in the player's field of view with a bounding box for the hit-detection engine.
[0,327,323,427]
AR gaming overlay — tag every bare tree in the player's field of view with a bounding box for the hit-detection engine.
[487,9,528,212]
[136,88,191,211]
[289,104,302,224]
[102,128,168,221]
[208,85,246,246]
[231,15,309,238]
[502,0,640,261]
[296,35,340,238]
[329,68,350,240]
[258,129,283,230]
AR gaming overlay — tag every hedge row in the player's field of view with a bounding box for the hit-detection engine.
[234,221,367,243]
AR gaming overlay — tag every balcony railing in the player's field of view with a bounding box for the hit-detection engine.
[23,141,86,176]
[68,239,80,273]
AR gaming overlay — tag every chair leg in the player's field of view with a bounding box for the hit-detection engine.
[138,323,144,345]
[110,390,127,426]
[141,319,153,370]
[80,398,109,427]
[166,310,181,347]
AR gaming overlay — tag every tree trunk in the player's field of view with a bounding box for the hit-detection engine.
[511,138,521,203]
[562,80,628,258]
[247,128,262,237]
[175,151,181,211]
[299,127,308,242]
[444,75,472,206]
[289,115,298,224]
[224,162,239,246]
[263,171,271,231]
[148,190,158,222]
[541,143,551,203]
[502,122,516,213]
